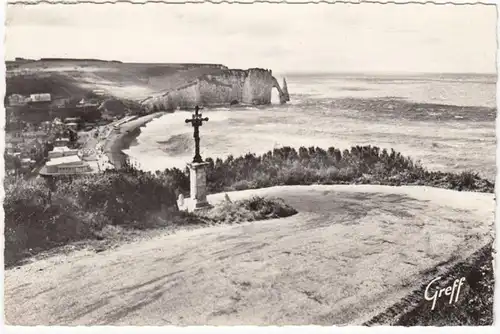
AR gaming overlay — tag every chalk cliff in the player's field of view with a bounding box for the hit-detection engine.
[141,68,289,112]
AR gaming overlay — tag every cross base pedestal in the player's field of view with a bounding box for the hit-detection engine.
[177,198,213,213]
[177,162,213,213]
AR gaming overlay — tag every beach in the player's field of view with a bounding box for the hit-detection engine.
[99,112,166,170]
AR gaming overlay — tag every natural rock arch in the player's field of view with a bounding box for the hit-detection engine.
[140,68,291,109]
[271,77,289,104]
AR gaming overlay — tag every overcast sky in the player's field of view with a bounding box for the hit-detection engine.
[5,3,497,74]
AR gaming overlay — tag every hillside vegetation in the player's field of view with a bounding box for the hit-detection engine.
[4,145,494,267]
[6,59,228,101]
[203,145,494,193]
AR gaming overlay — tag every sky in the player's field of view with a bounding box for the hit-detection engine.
[4,3,498,74]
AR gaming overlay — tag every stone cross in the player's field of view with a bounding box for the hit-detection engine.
[185,105,209,163]
[182,105,213,212]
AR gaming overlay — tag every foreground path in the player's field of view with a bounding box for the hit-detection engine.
[5,185,494,325]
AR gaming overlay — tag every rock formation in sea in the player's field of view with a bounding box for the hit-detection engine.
[141,68,290,112]
[282,78,290,102]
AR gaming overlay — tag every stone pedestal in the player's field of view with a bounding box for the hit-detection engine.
[178,162,212,212]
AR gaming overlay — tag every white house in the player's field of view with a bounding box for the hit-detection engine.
[40,155,92,176]
[29,93,52,103]
[47,146,79,159]
[8,94,29,106]
[54,137,71,147]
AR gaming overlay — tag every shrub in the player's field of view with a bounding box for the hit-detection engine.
[457,170,479,189]
[3,168,180,266]
[196,196,298,224]
[201,146,494,193]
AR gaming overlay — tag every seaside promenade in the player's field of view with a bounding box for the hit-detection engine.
[88,112,166,171]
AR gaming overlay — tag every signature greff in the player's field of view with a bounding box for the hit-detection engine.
[425,276,467,311]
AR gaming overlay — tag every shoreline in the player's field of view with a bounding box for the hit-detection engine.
[102,112,166,169]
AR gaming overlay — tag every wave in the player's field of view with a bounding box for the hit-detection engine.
[124,75,496,179]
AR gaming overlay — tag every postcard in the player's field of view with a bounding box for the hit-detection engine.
[2,0,496,327]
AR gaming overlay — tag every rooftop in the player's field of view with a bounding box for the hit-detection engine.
[51,146,73,153]
[29,93,52,102]
[46,155,82,166]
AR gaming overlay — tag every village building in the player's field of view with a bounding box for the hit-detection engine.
[6,131,24,145]
[29,93,52,103]
[54,137,71,147]
[101,113,117,121]
[22,130,48,139]
[8,94,29,106]
[40,144,92,176]
[5,144,15,155]
[77,131,93,145]
[66,122,79,132]
[51,98,71,109]
[51,118,66,133]
[47,146,79,159]
[83,122,97,131]
[77,98,100,108]
[65,117,81,123]
[40,155,92,176]
[40,121,52,132]
[92,89,106,96]
[27,93,52,111]
[20,157,35,170]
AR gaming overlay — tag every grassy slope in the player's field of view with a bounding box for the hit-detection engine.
[4,185,494,325]
[6,60,227,101]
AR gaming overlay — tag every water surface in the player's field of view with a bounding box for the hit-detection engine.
[124,73,496,180]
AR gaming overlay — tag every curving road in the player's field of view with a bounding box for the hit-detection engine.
[4,185,494,325]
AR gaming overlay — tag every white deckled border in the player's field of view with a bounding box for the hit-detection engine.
[0,1,498,333]
[4,0,499,4]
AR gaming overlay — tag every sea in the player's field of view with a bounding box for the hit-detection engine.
[123,73,497,181]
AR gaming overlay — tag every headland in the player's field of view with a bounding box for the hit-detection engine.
[141,68,290,112]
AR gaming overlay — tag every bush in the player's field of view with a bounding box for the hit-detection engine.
[3,168,180,266]
[203,146,494,194]
[196,196,298,224]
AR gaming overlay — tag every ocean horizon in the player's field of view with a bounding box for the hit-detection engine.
[124,72,496,180]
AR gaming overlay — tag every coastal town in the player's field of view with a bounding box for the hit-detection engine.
[4,89,155,179]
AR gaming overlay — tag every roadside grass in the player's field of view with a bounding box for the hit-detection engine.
[365,242,495,326]
[397,243,495,326]
[193,195,298,225]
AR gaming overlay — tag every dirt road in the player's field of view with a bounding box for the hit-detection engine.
[4,185,494,325]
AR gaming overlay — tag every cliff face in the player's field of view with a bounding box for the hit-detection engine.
[142,68,289,112]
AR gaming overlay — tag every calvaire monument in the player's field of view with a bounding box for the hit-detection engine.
[177,105,213,212]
